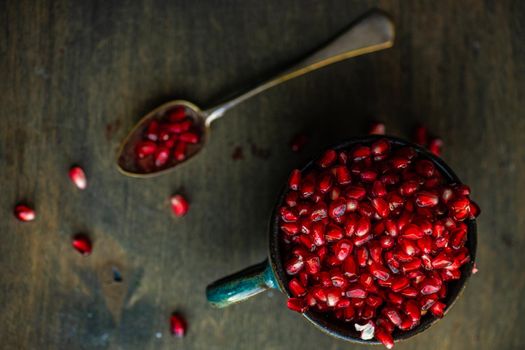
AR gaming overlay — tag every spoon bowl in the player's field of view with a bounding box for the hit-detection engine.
[116,10,395,178]
[117,100,207,177]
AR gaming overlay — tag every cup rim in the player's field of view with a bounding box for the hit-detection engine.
[268,135,477,344]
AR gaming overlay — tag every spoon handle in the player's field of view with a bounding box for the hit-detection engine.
[204,10,395,126]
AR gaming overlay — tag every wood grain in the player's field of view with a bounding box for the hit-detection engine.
[1,0,524,349]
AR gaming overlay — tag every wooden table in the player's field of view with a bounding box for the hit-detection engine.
[1,1,524,349]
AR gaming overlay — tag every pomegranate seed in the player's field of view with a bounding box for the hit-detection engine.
[328,198,346,219]
[404,299,421,322]
[290,133,308,152]
[343,256,358,279]
[391,156,409,169]
[355,217,371,237]
[415,191,439,207]
[288,169,301,190]
[318,150,337,168]
[135,140,157,158]
[287,298,307,313]
[387,292,404,305]
[383,307,402,325]
[325,224,344,242]
[356,246,369,267]
[154,147,170,167]
[372,198,390,218]
[432,252,452,269]
[428,138,443,156]
[371,138,390,156]
[346,286,367,299]
[400,287,418,298]
[333,239,353,261]
[414,125,427,145]
[178,132,198,144]
[69,166,87,190]
[420,278,442,295]
[305,256,321,274]
[352,146,371,161]
[369,122,386,135]
[402,224,424,240]
[429,301,446,318]
[72,234,92,255]
[288,278,306,297]
[375,327,394,349]
[14,204,36,222]
[173,141,187,161]
[334,166,352,185]
[285,256,304,275]
[170,313,187,337]
[311,222,326,246]
[369,262,390,281]
[167,106,187,122]
[300,180,315,198]
[391,277,410,292]
[171,194,189,217]
[145,120,160,141]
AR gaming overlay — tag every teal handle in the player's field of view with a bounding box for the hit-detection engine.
[206,260,279,308]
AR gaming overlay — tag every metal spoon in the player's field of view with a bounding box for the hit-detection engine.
[117,11,395,178]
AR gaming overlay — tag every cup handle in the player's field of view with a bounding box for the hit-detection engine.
[206,260,279,308]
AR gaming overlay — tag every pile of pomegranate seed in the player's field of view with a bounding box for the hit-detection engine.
[135,106,201,170]
[280,139,479,349]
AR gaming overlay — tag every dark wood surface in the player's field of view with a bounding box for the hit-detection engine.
[1,1,524,349]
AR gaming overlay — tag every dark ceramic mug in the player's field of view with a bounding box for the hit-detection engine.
[206,135,477,344]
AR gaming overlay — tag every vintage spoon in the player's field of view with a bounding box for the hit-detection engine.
[117,11,395,177]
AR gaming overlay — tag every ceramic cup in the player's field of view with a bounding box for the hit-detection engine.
[206,135,477,345]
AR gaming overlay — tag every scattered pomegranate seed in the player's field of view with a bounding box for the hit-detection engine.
[170,194,189,217]
[472,263,479,274]
[414,125,428,146]
[72,234,92,256]
[279,139,479,348]
[14,204,36,222]
[170,313,187,337]
[68,166,87,190]
[428,138,443,156]
[369,122,386,135]
[290,133,308,152]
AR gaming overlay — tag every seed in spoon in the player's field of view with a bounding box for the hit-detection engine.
[69,166,87,190]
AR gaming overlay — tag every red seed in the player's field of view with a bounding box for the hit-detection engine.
[300,179,315,198]
[69,166,87,190]
[371,138,390,156]
[165,120,192,134]
[288,169,301,191]
[415,191,439,207]
[173,141,187,161]
[355,217,371,237]
[372,198,390,218]
[305,256,321,274]
[179,132,199,144]
[375,327,394,349]
[167,106,187,122]
[352,146,371,161]
[288,278,306,297]
[14,204,36,222]
[404,299,421,322]
[72,234,92,256]
[135,140,157,158]
[420,278,442,295]
[346,286,367,299]
[414,125,428,145]
[290,133,308,152]
[383,307,402,326]
[432,252,453,269]
[333,239,353,261]
[391,156,409,170]
[402,224,424,240]
[170,313,187,337]
[145,120,160,141]
[334,166,352,185]
[287,297,307,313]
[171,194,189,217]
[343,256,358,279]
[325,224,344,242]
[318,150,337,168]
[428,138,443,156]
[429,301,446,318]
[368,122,386,135]
[369,262,390,281]
[356,246,369,267]
[346,185,367,200]
[285,256,304,275]
[391,277,410,292]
